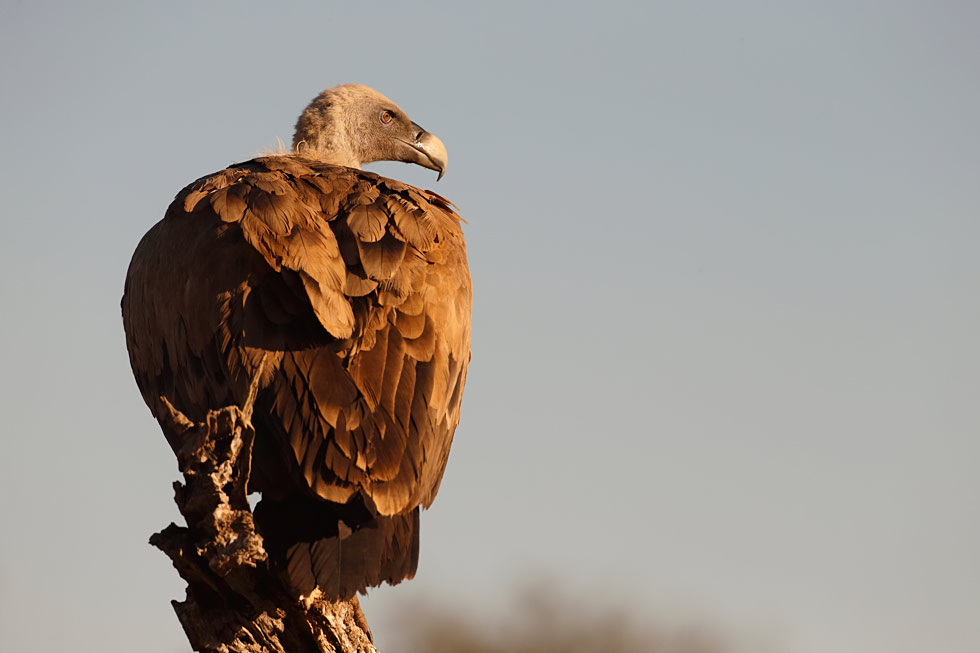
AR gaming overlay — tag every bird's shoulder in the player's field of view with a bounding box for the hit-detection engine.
[168,154,467,341]
[178,154,463,247]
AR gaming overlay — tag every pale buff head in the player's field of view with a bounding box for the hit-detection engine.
[292,84,447,179]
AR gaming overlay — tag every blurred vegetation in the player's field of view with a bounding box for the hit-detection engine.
[392,583,752,653]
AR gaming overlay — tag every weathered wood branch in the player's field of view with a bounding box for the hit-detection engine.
[150,400,378,653]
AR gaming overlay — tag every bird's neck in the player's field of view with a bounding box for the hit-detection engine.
[295,144,362,169]
[292,106,362,168]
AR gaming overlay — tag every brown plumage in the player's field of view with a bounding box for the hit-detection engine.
[122,85,471,598]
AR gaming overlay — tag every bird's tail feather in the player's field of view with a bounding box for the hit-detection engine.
[254,495,419,599]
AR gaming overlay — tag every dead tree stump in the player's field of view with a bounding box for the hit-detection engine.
[149,400,378,653]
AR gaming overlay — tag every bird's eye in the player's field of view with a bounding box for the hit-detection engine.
[380,110,394,125]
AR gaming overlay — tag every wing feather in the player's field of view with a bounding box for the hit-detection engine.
[123,154,471,524]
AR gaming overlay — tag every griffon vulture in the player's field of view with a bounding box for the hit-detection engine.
[122,84,471,598]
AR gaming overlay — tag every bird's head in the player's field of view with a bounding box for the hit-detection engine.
[292,84,447,180]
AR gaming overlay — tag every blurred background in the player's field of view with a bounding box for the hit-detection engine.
[1,2,978,652]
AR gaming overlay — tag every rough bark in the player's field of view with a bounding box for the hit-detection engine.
[150,399,378,653]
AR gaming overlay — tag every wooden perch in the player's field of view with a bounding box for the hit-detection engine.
[149,401,378,653]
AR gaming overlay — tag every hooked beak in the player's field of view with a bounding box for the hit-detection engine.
[400,122,448,181]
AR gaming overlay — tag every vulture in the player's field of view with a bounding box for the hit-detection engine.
[122,84,471,598]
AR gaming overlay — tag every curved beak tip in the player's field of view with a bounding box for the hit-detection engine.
[415,131,448,181]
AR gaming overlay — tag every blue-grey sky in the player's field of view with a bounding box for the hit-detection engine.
[1,2,977,652]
